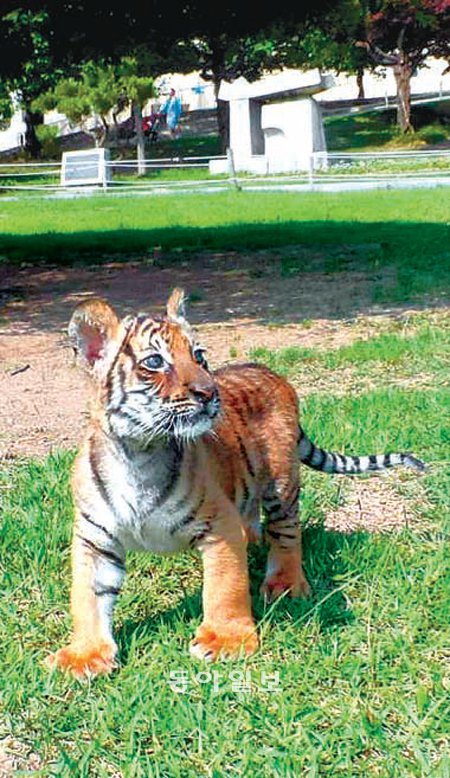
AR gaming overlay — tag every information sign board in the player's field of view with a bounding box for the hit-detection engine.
[61,148,111,187]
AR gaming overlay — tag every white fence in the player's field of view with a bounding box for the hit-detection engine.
[0,155,227,196]
[1,149,450,197]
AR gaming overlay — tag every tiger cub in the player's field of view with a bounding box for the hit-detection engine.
[46,288,425,677]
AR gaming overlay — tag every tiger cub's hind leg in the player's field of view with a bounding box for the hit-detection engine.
[261,476,310,601]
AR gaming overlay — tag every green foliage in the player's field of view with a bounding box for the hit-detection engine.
[0,9,66,155]
[0,80,13,128]
[116,56,156,105]
[1,10,60,107]
[278,0,366,73]
[33,57,155,146]
[35,124,60,158]
[366,0,450,68]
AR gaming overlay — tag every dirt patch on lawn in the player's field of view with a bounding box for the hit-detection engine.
[324,474,419,534]
[0,738,42,777]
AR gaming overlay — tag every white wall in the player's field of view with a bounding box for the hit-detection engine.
[0,107,26,152]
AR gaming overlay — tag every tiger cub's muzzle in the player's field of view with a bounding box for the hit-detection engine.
[189,380,220,419]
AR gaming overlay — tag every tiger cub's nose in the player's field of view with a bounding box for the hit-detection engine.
[189,382,217,405]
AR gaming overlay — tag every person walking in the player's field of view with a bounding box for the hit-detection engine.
[160,88,182,138]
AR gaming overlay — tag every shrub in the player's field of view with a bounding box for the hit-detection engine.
[35,124,60,159]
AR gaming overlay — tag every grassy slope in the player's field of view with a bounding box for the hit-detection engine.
[324,110,450,152]
[1,313,449,777]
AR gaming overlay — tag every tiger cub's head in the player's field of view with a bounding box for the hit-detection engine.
[69,288,220,445]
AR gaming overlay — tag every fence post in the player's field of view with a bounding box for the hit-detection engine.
[133,104,146,177]
[102,156,108,191]
[227,147,242,191]
[308,153,314,189]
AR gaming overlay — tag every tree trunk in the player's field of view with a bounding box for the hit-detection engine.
[91,125,107,148]
[209,37,229,153]
[356,67,365,100]
[23,109,42,158]
[212,78,229,153]
[133,102,146,176]
[394,59,413,133]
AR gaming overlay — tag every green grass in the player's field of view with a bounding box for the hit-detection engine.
[113,166,217,185]
[1,313,449,775]
[0,165,217,192]
[324,110,450,152]
[1,396,449,775]
[127,134,222,160]
[1,189,449,310]
[251,318,450,391]
[1,181,449,774]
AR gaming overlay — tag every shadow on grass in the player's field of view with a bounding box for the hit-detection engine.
[1,220,450,266]
[117,524,367,665]
[325,113,399,152]
[0,220,449,331]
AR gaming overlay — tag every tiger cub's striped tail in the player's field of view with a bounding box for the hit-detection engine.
[298,428,426,475]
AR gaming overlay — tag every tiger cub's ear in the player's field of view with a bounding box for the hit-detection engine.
[68,298,119,370]
[166,287,187,324]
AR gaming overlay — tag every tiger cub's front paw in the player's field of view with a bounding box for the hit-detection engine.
[190,620,258,662]
[45,641,117,678]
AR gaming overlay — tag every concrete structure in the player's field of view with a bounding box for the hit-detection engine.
[210,69,333,175]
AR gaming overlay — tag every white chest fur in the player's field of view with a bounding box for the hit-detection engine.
[102,444,193,554]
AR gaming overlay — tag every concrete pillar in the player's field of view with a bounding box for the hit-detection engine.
[261,97,326,173]
[229,98,252,164]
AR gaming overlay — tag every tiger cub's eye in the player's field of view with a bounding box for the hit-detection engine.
[193,349,207,366]
[142,353,164,370]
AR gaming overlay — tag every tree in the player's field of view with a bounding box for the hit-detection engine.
[357,0,450,132]
[33,58,155,160]
[0,8,64,155]
[0,81,13,130]
[177,33,285,147]
[116,57,158,173]
[264,1,371,99]
[2,0,338,149]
